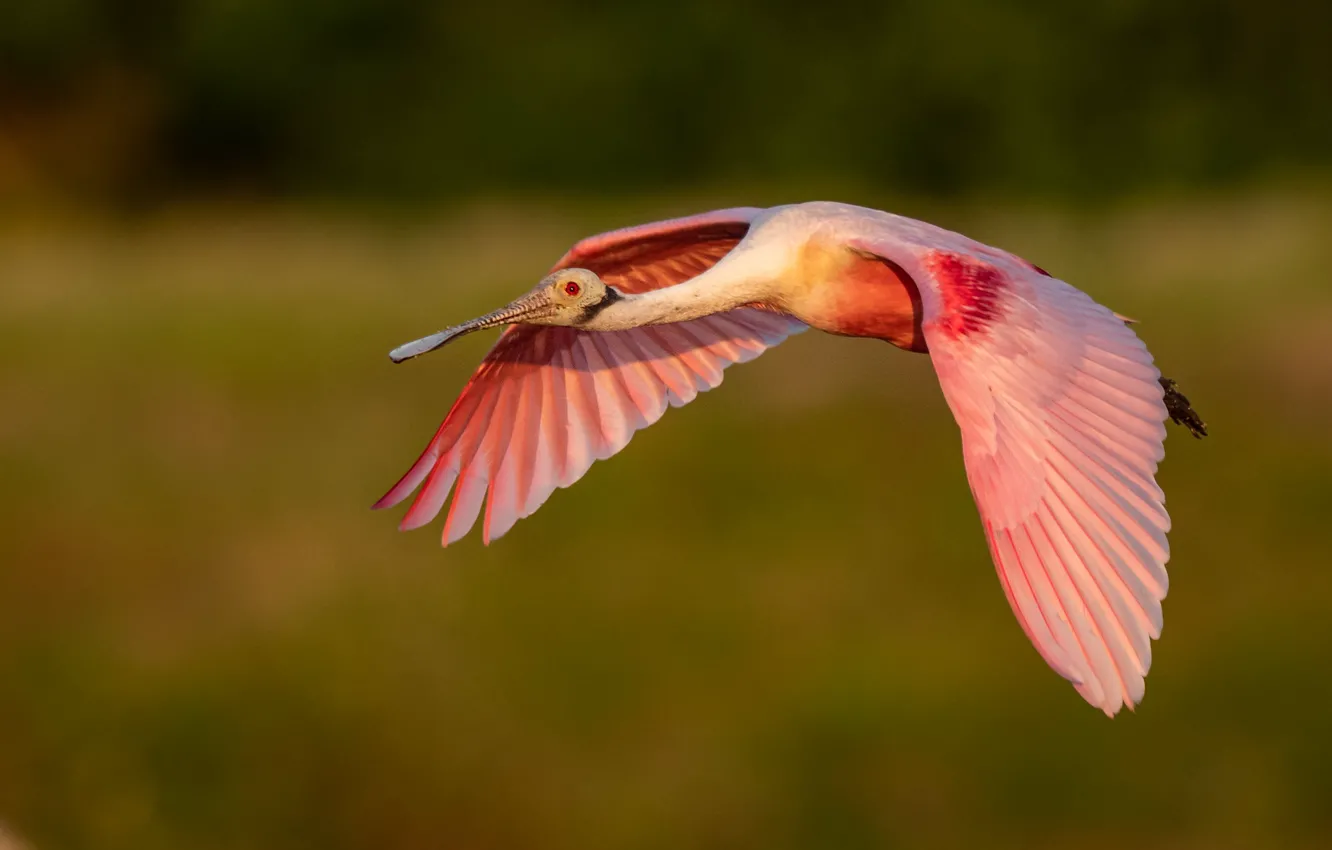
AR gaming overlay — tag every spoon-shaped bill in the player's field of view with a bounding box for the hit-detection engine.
[390,326,475,363]
[388,289,557,363]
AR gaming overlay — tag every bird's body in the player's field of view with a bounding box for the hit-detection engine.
[378,202,1205,716]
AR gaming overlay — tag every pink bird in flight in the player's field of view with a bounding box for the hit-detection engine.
[376,203,1206,716]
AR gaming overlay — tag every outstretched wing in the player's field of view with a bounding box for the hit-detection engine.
[860,237,1171,716]
[376,209,807,545]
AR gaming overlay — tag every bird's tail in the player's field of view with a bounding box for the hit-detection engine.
[1160,377,1207,438]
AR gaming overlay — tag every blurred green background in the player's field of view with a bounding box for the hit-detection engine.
[3,3,1332,849]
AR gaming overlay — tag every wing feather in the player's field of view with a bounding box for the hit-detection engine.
[637,328,702,405]
[855,235,1172,715]
[379,210,806,545]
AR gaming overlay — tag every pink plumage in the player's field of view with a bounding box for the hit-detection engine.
[374,209,806,545]
[378,202,1202,716]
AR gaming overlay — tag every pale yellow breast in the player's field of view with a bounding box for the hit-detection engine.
[774,236,925,351]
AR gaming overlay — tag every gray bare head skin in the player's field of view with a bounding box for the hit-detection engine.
[388,268,616,363]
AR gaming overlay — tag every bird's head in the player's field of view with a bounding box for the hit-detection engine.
[388,268,621,363]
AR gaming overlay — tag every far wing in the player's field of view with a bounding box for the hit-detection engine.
[376,210,806,545]
[863,240,1171,716]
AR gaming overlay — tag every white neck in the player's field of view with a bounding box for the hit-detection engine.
[578,241,787,331]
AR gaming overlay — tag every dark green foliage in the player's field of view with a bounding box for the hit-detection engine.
[2,0,1330,201]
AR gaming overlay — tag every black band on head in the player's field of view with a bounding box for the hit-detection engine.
[578,286,622,324]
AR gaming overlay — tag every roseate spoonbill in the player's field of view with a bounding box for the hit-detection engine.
[376,203,1206,715]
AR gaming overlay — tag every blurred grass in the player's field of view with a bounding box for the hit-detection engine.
[2,187,1331,850]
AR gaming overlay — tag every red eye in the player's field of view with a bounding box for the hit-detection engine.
[564,280,581,297]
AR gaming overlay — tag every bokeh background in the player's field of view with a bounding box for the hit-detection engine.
[3,3,1332,848]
